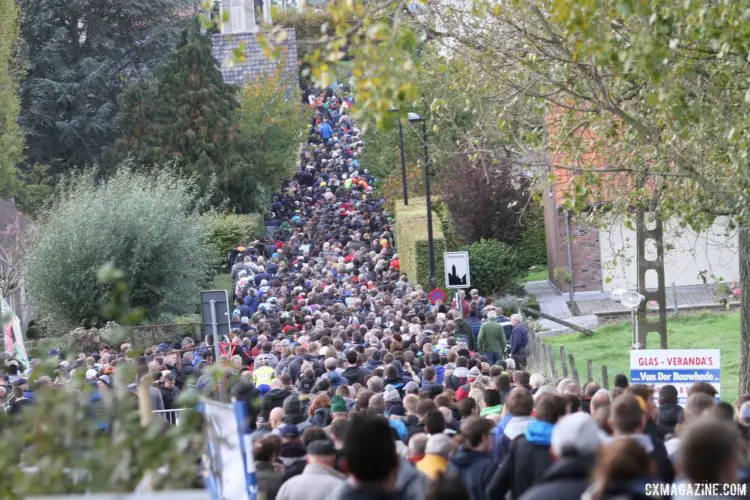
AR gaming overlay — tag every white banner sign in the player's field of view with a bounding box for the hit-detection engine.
[630,349,720,404]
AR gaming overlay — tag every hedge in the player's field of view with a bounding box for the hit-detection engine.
[210,213,264,256]
[394,197,446,290]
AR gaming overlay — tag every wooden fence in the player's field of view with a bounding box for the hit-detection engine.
[526,332,611,389]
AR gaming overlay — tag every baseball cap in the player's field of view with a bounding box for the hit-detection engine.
[298,378,314,394]
[551,413,603,458]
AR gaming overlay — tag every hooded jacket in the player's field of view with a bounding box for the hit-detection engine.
[486,420,555,500]
[447,448,496,500]
[519,454,596,500]
[341,365,368,385]
[261,388,291,415]
[324,370,346,388]
[493,415,533,462]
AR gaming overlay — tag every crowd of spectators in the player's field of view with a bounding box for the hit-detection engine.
[2,86,748,500]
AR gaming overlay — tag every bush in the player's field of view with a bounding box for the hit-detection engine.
[464,238,525,296]
[210,213,264,256]
[25,168,218,329]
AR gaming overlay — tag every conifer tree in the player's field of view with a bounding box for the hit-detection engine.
[115,22,245,206]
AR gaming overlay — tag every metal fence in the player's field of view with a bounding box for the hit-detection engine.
[152,408,191,426]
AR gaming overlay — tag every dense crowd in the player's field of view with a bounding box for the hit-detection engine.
[2,87,749,500]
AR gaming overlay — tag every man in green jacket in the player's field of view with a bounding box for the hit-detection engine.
[477,310,506,365]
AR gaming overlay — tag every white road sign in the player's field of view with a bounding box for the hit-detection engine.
[444,251,471,289]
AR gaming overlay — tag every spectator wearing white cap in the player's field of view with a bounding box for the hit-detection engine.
[518,413,603,500]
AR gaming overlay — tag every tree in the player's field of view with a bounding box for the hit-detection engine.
[308,0,750,393]
[25,167,218,329]
[234,70,306,211]
[438,151,534,244]
[113,23,251,211]
[0,214,24,298]
[18,0,191,175]
[0,0,22,198]
[115,22,305,213]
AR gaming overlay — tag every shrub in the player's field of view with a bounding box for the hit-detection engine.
[25,168,218,329]
[210,213,264,256]
[464,238,525,296]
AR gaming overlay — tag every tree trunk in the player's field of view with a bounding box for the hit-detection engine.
[740,227,750,395]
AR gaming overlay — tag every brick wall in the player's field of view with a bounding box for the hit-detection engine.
[544,191,603,292]
[212,29,299,87]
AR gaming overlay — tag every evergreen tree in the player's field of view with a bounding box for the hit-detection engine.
[18,0,191,175]
[116,21,270,212]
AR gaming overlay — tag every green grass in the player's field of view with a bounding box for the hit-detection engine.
[544,312,740,403]
[212,273,233,299]
[526,267,549,282]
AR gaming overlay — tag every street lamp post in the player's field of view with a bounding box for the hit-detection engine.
[390,107,409,206]
[398,120,409,206]
[408,112,436,290]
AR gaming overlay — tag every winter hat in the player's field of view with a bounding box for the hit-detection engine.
[330,395,348,414]
[467,367,481,379]
[404,381,419,394]
[551,413,603,458]
[283,394,303,417]
[280,424,301,439]
[384,385,401,403]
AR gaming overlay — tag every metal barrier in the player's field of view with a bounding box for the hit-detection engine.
[152,408,190,426]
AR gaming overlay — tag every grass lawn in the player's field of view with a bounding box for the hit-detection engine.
[526,267,549,282]
[212,273,233,299]
[544,312,740,403]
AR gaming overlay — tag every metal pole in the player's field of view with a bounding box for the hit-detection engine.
[423,119,436,290]
[631,308,637,349]
[564,211,576,315]
[398,119,409,206]
[210,299,223,399]
[456,291,462,319]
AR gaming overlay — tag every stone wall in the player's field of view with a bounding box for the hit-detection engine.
[212,29,299,87]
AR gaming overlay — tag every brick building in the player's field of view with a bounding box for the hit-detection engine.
[544,110,738,294]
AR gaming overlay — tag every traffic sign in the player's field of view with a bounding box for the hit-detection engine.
[444,251,471,289]
[428,288,446,305]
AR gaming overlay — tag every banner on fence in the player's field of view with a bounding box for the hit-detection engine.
[2,296,29,368]
[202,399,256,500]
[630,349,720,404]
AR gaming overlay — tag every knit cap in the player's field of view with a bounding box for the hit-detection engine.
[331,394,348,413]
